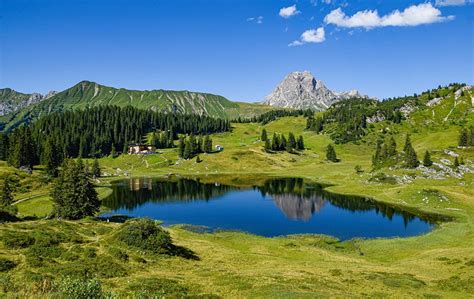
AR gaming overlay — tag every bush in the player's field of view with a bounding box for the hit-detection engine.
[3,233,35,249]
[115,218,173,253]
[57,277,103,299]
[108,247,129,262]
[0,258,16,272]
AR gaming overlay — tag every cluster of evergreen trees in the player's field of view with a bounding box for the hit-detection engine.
[51,159,100,219]
[0,106,230,169]
[372,137,398,167]
[262,129,304,153]
[458,126,474,147]
[178,134,213,160]
[235,109,312,125]
[306,99,372,144]
[372,135,419,169]
[150,131,175,149]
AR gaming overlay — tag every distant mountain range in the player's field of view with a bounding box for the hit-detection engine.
[0,81,276,131]
[264,71,370,110]
[0,73,396,131]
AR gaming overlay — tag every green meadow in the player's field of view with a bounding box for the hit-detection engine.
[1,102,473,298]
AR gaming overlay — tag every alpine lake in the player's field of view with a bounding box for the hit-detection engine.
[101,176,442,240]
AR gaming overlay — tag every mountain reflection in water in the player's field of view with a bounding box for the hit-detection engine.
[101,177,438,239]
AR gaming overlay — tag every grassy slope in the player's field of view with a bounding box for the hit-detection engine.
[1,90,474,297]
[1,82,277,131]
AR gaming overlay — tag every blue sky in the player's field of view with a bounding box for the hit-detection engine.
[1,0,473,101]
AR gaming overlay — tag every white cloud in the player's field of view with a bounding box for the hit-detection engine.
[247,16,263,24]
[279,5,301,18]
[289,27,325,46]
[436,0,472,6]
[324,3,454,29]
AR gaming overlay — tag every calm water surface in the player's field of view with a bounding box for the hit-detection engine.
[101,177,436,239]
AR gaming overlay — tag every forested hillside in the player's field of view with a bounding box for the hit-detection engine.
[0,81,240,131]
[307,83,472,144]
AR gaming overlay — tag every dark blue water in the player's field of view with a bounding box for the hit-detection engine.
[101,177,436,240]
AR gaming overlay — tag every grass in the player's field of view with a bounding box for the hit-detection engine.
[0,103,473,297]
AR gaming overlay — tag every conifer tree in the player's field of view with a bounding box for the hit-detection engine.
[326,144,338,162]
[271,133,279,151]
[372,140,383,167]
[178,136,185,158]
[51,159,100,219]
[403,134,412,153]
[404,145,419,168]
[0,176,14,207]
[264,138,271,152]
[280,135,287,151]
[183,140,192,159]
[387,137,397,157]
[91,159,101,178]
[459,128,468,146]
[0,134,8,161]
[44,138,61,177]
[261,128,268,142]
[297,135,305,150]
[196,155,201,163]
[423,150,433,167]
[288,132,296,150]
[203,135,212,153]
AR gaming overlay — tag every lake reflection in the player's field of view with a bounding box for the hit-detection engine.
[101,177,436,239]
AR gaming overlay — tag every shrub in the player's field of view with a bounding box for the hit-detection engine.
[3,233,35,249]
[0,258,16,272]
[108,247,129,262]
[57,277,103,299]
[115,218,172,253]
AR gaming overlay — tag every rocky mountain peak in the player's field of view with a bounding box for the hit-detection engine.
[264,71,369,111]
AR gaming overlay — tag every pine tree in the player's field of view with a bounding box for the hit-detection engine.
[196,155,201,163]
[405,145,419,168]
[288,132,296,149]
[183,140,192,159]
[51,159,100,220]
[44,138,61,177]
[372,140,382,167]
[0,134,8,161]
[280,135,287,151]
[296,135,304,150]
[91,159,101,178]
[271,133,279,151]
[403,134,412,153]
[387,137,397,157]
[178,136,185,158]
[423,150,433,167]
[459,128,468,146]
[261,129,268,142]
[203,135,212,153]
[264,138,271,152]
[326,144,338,162]
[0,176,14,207]
[403,134,418,168]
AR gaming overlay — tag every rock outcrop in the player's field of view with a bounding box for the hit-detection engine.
[264,71,369,110]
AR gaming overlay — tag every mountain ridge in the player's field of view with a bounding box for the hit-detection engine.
[264,71,370,110]
[0,81,245,131]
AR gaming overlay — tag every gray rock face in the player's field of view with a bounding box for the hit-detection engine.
[0,89,56,116]
[264,71,368,110]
